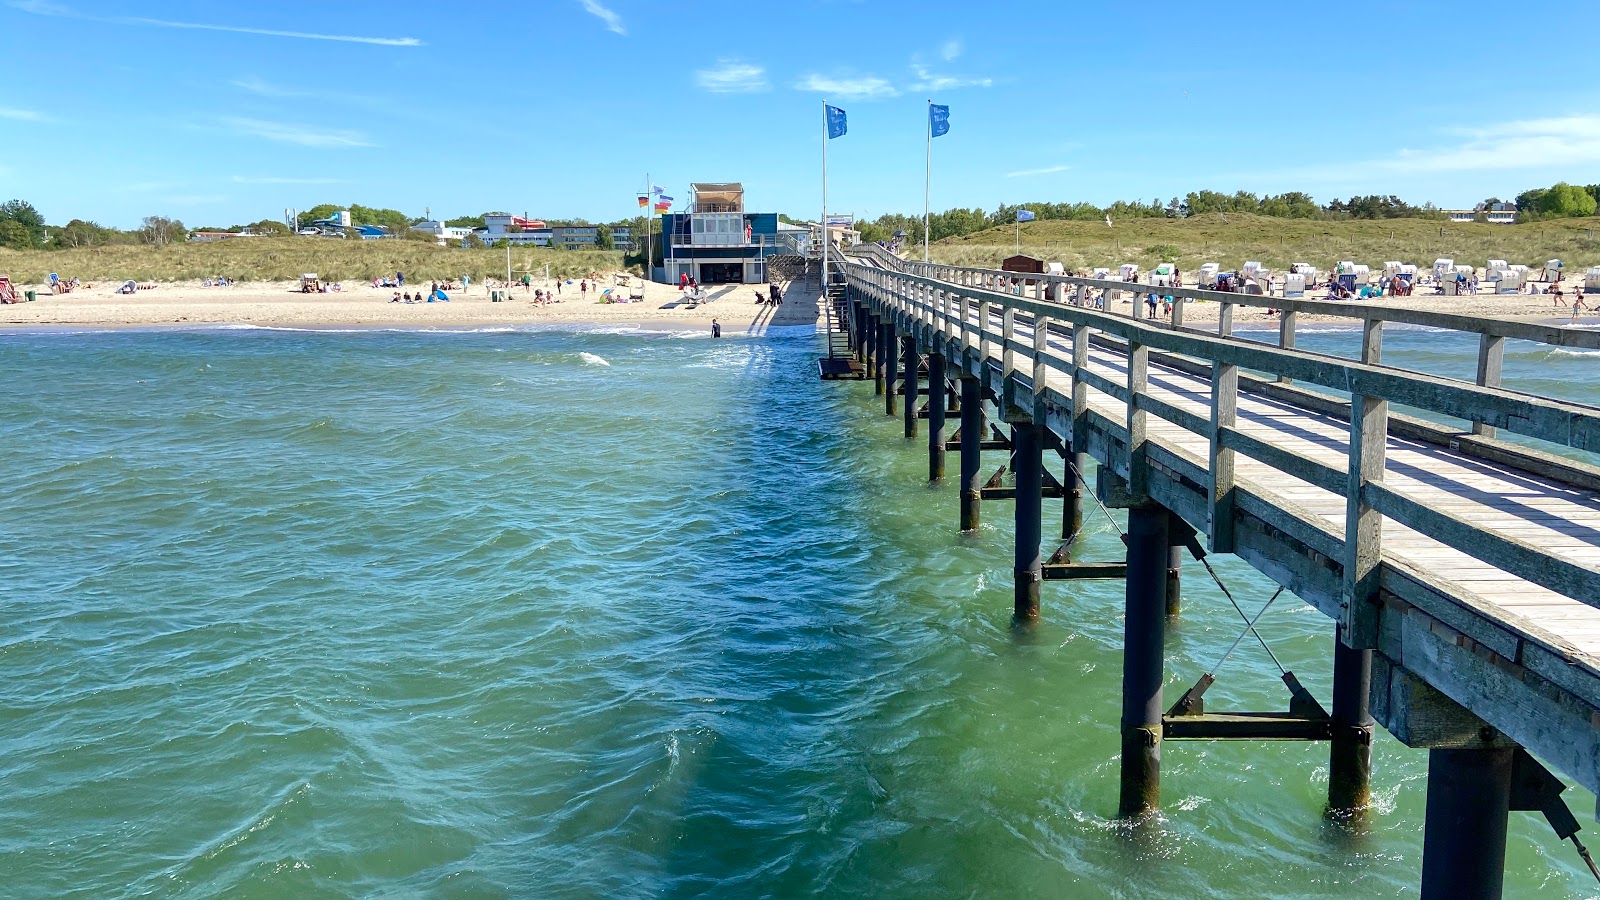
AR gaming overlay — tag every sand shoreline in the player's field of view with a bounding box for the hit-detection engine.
[4,272,1597,334]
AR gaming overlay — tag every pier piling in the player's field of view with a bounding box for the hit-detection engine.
[1166,542,1183,618]
[883,322,898,416]
[1328,634,1375,818]
[1420,748,1514,899]
[872,318,884,396]
[1013,419,1044,619]
[1119,504,1171,819]
[959,376,982,531]
[927,352,947,480]
[902,336,919,438]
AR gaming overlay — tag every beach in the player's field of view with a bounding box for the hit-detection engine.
[0,275,822,332]
[5,270,1596,332]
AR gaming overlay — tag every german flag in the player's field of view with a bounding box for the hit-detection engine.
[637,196,648,208]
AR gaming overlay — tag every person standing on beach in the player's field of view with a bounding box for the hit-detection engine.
[397,271,404,287]
[581,280,588,302]
[712,318,721,338]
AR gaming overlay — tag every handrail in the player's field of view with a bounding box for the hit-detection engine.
[846,242,908,273]
[903,260,1600,351]
[847,263,1600,452]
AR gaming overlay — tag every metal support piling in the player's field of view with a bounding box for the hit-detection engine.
[1420,748,1514,899]
[1166,541,1182,618]
[1013,420,1044,619]
[959,376,982,531]
[872,318,884,396]
[1066,449,1086,550]
[1328,633,1375,817]
[928,352,947,480]
[1119,504,1170,819]
[902,336,919,438]
[883,322,898,416]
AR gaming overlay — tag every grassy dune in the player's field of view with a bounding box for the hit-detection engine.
[0,238,626,285]
[931,213,1600,272]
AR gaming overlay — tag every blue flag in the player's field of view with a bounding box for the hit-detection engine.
[1017,209,1036,222]
[929,104,949,138]
[825,104,847,139]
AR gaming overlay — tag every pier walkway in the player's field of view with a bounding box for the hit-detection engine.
[833,243,1600,898]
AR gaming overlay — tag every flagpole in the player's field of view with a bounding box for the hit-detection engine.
[645,172,653,282]
[821,100,828,292]
[924,99,931,262]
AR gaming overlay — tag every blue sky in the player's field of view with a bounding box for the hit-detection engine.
[2,0,1598,229]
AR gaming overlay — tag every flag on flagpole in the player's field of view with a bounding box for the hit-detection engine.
[654,200,671,213]
[651,185,664,196]
[637,196,648,208]
[929,103,950,138]
[825,104,847,139]
[1016,209,1036,222]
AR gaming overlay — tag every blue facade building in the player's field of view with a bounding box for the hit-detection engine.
[655,183,791,285]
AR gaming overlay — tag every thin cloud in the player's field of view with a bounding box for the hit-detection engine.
[695,59,768,93]
[795,73,900,100]
[231,176,344,185]
[223,117,375,148]
[8,1,422,46]
[0,106,50,122]
[941,39,962,61]
[579,0,625,35]
[910,62,993,91]
[1250,115,1600,183]
[1006,164,1071,178]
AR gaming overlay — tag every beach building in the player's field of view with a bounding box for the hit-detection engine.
[410,221,476,245]
[655,183,796,285]
[472,216,632,251]
[1445,202,1517,224]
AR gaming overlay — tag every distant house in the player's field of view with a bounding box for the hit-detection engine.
[411,220,476,245]
[1446,202,1517,224]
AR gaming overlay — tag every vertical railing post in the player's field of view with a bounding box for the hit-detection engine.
[979,300,994,376]
[1361,318,1384,365]
[963,297,976,358]
[1343,367,1387,649]
[1218,300,1234,338]
[1209,359,1239,553]
[1002,308,1017,388]
[1277,308,1297,383]
[1126,339,1149,501]
[1472,333,1505,437]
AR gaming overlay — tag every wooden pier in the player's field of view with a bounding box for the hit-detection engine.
[827,243,1600,898]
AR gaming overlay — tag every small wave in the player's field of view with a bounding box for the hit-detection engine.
[1546,348,1600,358]
[579,352,611,367]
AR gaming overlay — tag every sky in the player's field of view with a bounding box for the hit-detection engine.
[2,0,1599,229]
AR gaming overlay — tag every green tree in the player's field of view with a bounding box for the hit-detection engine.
[446,213,487,228]
[595,224,614,251]
[0,199,46,247]
[246,218,290,236]
[52,218,116,248]
[1539,182,1597,219]
[0,219,31,249]
[460,232,486,249]
[139,215,186,245]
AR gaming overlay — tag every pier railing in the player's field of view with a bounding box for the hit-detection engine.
[837,252,1600,897]
[846,261,1600,634]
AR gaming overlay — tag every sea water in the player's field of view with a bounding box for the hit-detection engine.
[1,323,1596,898]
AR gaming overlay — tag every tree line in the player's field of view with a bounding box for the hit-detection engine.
[853,182,1600,244]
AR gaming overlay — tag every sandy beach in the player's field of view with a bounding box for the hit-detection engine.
[0,275,824,334]
[4,270,1596,333]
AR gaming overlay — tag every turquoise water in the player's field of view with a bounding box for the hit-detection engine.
[1,323,1596,898]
